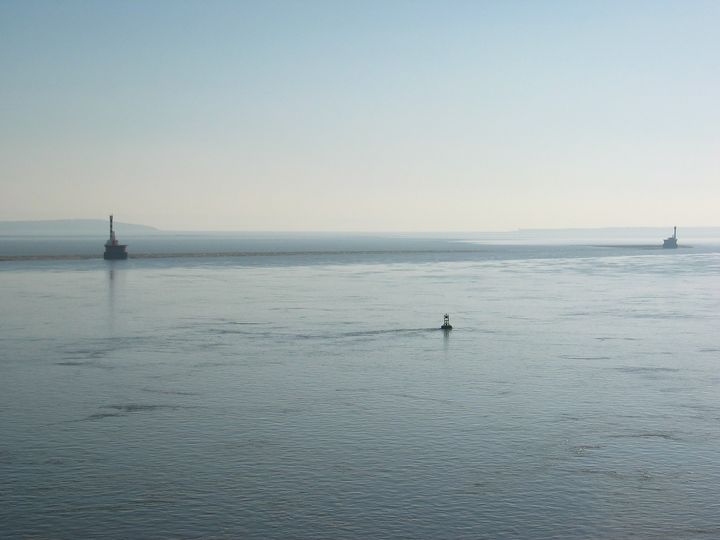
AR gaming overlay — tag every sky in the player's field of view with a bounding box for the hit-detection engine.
[1,0,718,231]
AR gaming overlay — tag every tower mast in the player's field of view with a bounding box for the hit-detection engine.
[103,214,128,259]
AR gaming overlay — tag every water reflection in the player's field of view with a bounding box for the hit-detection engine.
[107,262,119,332]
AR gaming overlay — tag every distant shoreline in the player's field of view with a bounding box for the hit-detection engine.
[0,245,700,263]
[2,220,720,237]
[592,245,693,249]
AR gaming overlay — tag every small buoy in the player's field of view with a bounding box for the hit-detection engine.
[441,313,452,330]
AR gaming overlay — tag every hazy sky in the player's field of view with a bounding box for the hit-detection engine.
[1,1,718,231]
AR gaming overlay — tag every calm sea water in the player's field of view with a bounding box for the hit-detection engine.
[2,235,720,539]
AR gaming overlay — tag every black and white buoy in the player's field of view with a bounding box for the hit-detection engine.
[441,314,452,330]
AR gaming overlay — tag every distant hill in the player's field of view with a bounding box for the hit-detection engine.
[0,219,161,236]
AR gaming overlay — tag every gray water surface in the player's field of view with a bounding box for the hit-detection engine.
[2,240,719,539]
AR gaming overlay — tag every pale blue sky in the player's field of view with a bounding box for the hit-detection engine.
[1,1,718,230]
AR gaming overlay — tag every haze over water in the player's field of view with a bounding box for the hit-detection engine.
[2,235,720,538]
[3,0,719,535]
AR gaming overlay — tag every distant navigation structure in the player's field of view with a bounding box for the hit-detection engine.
[103,215,128,260]
[662,226,678,249]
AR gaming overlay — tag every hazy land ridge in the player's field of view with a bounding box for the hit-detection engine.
[0,219,161,236]
[2,219,720,240]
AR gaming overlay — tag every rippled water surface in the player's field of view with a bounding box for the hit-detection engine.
[2,239,720,539]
